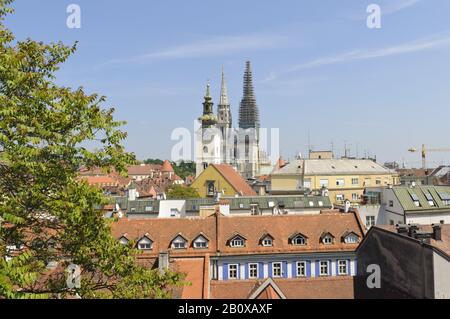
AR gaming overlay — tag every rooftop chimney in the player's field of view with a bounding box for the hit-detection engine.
[432,224,442,241]
[158,252,169,274]
[396,224,409,235]
[408,224,419,238]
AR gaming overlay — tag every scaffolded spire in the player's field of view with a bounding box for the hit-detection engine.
[239,61,260,129]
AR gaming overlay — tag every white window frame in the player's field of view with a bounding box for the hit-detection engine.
[344,233,359,244]
[272,262,283,278]
[319,179,329,188]
[338,260,348,275]
[319,260,329,276]
[262,237,273,247]
[228,264,238,279]
[296,261,307,277]
[230,236,245,248]
[292,235,306,246]
[322,235,333,245]
[352,193,358,201]
[248,263,258,279]
[336,179,345,187]
[366,215,375,228]
[351,178,359,186]
[303,178,312,189]
[172,236,187,249]
[336,194,344,201]
[137,237,152,250]
[193,236,208,249]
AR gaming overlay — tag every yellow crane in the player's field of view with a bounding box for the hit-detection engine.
[408,144,450,169]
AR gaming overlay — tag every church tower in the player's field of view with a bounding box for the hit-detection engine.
[216,67,233,165]
[237,61,261,179]
[195,83,221,177]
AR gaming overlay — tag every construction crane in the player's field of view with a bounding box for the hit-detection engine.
[408,144,450,169]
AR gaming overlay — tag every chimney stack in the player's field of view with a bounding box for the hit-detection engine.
[396,224,409,235]
[408,224,419,238]
[158,252,169,274]
[432,224,442,241]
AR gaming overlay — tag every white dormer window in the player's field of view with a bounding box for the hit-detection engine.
[292,235,306,246]
[119,236,129,245]
[322,235,333,245]
[172,235,187,249]
[261,236,273,247]
[137,236,153,250]
[230,236,245,248]
[309,201,314,207]
[193,235,209,249]
[344,233,359,244]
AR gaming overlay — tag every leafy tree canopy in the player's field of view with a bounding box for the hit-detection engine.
[166,185,200,199]
[0,0,182,299]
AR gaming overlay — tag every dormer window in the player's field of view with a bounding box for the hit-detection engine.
[171,235,188,249]
[260,234,274,247]
[229,235,245,248]
[193,235,209,249]
[425,193,435,206]
[343,232,360,244]
[290,234,307,246]
[410,193,421,207]
[137,235,153,250]
[321,233,334,245]
[119,235,129,245]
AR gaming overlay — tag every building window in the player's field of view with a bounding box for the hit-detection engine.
[250,204,260,215]
[425,193,435,206]
[351,193,358,201]
[320,179,329,188]
[272,262,282,278]
[193,235,208,249]
[172,236,187,249]
[410,193,421,207]
[303,178,312,189]
[366,216,375,228]
[170,208,179,217]
[322,235,333,245]
[389,200,394,207]
[338,260,348,275]
[320,261,329,276]
[228,264,238,279]
[206,181,215,196]
[230,236,245,248]
[137,237,153,250]
[344,233,359,244]
[336,179,345,187]
[336,194,344,202]
[389,219,395,225]
[292,235,306,246]
[262,237,273,247]
[351,178,359,185]
[296,261,306,277]
[248,263,258,279]
[365,178,371,186]
[375,179,381,185]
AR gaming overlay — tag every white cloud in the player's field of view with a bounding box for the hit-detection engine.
[265,33,450,81]
[105,34,289,65]
[383,0,421,15]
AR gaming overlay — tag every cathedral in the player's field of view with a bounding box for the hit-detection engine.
[195,61,271,179]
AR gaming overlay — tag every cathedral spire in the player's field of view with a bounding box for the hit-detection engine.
[239,61,260,129]
[219,66,229,106]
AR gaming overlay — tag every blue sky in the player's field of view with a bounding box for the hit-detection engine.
[5,0,450,167]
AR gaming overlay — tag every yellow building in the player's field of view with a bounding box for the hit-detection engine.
[191,164,257,198]
[271,158,399,203]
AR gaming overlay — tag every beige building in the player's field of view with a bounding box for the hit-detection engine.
[271,158,399,204]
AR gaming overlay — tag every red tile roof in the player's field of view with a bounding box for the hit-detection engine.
[210,276,355,299]
[161,160,174,173]
[211,164,256,196]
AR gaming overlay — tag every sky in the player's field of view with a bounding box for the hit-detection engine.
[4,0,450,168]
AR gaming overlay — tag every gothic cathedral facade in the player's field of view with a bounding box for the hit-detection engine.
[195,61,269,179]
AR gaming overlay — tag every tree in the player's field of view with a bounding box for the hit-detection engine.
[166,185,200,199]
[0,0,182,299]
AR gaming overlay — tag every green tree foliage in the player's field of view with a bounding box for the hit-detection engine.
[0,0,182,298]
[173,160,196,179]
[166,185,200,199]
[143,158,163,165]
